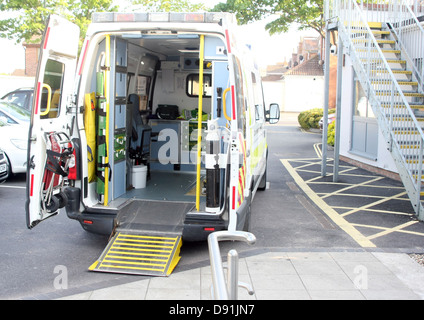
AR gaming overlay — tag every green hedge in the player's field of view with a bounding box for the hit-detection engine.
[298,108,323,129]
[298,108,336,146]
[327,122,335,146]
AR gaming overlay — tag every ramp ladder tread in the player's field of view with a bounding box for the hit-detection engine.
[89,232,182,276]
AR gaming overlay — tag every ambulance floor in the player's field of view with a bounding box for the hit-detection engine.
[122,170,206,203]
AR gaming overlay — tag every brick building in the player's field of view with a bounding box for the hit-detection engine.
[22,41,40,77]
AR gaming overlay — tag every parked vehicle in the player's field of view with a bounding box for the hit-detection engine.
[26,13,280,276]
[319,112,336,130]
[1,87,33,112]
[0,101,31,125]
[0,148,9,183]
[0,101,29,176]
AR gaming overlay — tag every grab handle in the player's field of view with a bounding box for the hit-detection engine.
[222,87,231,121]
[40,83,52,116]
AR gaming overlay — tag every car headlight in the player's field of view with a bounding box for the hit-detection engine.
[10,139,28,150]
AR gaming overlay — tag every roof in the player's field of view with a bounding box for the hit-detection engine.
[261,63,288,81]
[285,54,324,76]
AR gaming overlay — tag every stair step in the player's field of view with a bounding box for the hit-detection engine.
[394,130,420,135]
[372,30,391,35]
[353,39,396,45]
[400,143,420,149]
[406,159,424,164]
[362,58,406,64]
[377,91,424,97]
[372,80,418,86]
[382,103,424,109]
[356,47,401,54]
[349,22,382,29]
[371,69,412,75]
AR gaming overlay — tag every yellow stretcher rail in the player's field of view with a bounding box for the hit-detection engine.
[196,35,204,211]
[104,34,111,206]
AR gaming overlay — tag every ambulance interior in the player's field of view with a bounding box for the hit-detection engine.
[82,32,231,211]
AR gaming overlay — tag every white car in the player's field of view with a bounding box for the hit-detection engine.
[0,101,30,176]
[319,113,336,130]
[0,148,9,182]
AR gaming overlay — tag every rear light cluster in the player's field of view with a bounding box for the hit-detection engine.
[92,12,234,24]
[68,148,77,180]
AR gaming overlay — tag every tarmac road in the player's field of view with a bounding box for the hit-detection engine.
[1,113,423,299]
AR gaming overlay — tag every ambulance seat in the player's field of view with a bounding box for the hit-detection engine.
[128,94,151,178]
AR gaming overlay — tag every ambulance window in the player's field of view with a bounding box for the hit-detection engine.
[251,72,264,122]
[187,74,212,97]
[232,56,246,134]
[40,59,64,119]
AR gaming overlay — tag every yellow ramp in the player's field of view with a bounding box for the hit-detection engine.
[89,232,182,276]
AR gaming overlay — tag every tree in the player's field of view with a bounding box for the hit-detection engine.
[0,0,208,45]
[212,0,324,38]
[0,0,118,44]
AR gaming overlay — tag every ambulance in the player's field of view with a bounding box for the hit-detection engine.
[25,12,280,276]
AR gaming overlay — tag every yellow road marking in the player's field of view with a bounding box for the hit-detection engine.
[366,221,419,240]
[281,159,376,248]
[282,156,424,245]
[313,143,322,158]
[332,206,413,216]
[340,191,407,217]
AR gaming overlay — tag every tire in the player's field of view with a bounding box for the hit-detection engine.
[46,195,60,213]
[243,196,252,231]
[258,165,267,191]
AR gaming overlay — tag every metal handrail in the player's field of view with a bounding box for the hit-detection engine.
[207,230,256,300]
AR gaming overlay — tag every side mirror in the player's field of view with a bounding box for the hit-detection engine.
[266,103,280,124]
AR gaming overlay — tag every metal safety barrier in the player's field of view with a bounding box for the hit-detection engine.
[207,231,256,300]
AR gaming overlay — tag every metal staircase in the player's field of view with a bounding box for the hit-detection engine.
[326,0,424,220]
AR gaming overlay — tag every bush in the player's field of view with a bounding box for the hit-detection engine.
[298,108,324,129]
[327,122,335,146]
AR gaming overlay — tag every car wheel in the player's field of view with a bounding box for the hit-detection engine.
[4,154,11,177]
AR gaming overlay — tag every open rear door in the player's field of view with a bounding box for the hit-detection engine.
[26,15,80,229]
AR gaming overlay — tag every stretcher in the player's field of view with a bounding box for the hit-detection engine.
[42,132,74,213]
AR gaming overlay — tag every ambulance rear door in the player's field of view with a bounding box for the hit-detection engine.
[26,14,80,228]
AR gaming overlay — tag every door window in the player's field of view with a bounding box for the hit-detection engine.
[40,59,65,119]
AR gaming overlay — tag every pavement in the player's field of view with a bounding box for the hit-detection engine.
[57,250,424,300]
[53,112,424,301]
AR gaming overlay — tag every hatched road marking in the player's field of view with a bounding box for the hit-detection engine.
[281,157,424,248]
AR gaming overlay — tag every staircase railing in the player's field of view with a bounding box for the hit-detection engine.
[326,0,424,219]
[388,0,424,94]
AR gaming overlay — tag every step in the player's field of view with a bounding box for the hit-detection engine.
[406,159,424,165]
[371,30,391,35]
[362,58,406,64]
[376,91,424,98]
[393,129,420,135]
[347,22,382,29]
[357,47,401,55]
[382,103,424,110]
[372,80,418,86]
[353,39,396,45]
[371,69,412,75]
